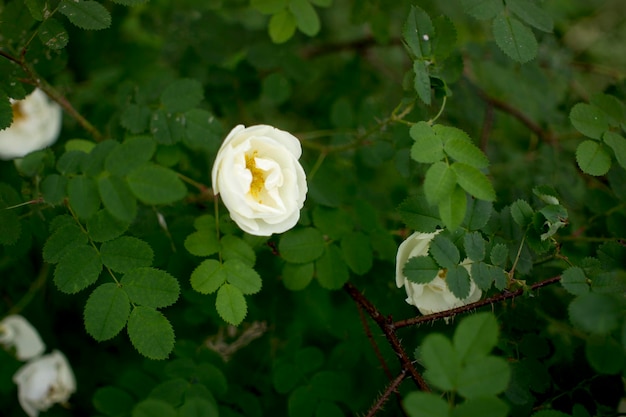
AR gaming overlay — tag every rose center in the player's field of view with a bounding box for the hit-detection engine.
[245,152,265,198]
[12,102,25,123]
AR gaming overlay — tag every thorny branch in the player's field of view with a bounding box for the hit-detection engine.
[346,275,563,416]
[0,49,104,141]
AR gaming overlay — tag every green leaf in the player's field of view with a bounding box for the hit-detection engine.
[43,223,88,264]
[82,140,119,176]
[105,136,156,177]
[288,385,317,417]
[454,312,499,361]
[59,0,112,30]
[149,109,185,145]
[97,175,137,222]
[121,267,180,308]
[126,163,187,205]
[451,162,496,201]
[38,18,69,49]
[127,306,174,360]
[457,356,511,398]
[269,9,297,43]
[492,14,537,63]
[279,227,326,263]
[451,397,509,417]
[421,333,460,390]
[430,234,460,268]
[282,262,315,290]
[191,259,225,294]
[438,185,467,231]
[179,397,219,417]
[410,122,444,163]
[87,209,130,242]
[432,15,457,61]
[510,199,534,227]
[289,0,320,36]
[506,0,553,32]
[54,245,103,294]
[183,109,223,152]
[403,5,434,58]
[569,292,621,334]
[312,206,353,240]
[398,195,441,232]
[490,243,508,266]
[438,126,488,168]
[413,59,432,105]
[315,402,343,417]
[24,0,44,20]
[576,140,611,176]
[110,0,148,5]
[403,391,450,417]
[471,262,506,291]
[561,266,589,295]
[569,103,610,139]
[93,386,135,417]
[84,283,131,341]
[463,198,492,230]
[446,265,471,299]
[590,94,626,127]
[101,236,153,273]
[161,79,204,113]
[57,150,87,175]
[185,230,220,257]
[531,412,571,417]
[585,335,625,374]
[0,91,12,131]
[220,234,256,266]
[311,371,350,401]
[252,0,288,14]
[340,231,373,275]
[216,283,247,325]
[403,256,439,284]
[133,399,177,417]
[68,176,100,219]
[461,0,503,20]
[603,132,626,169]
[41,174,68,205]
[121,104,151,134]
[315,244,349,290]
[464,232,485,262]
[224,259,262,295]
[424,161,457,205]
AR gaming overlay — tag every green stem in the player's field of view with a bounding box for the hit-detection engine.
[7,263,50,315]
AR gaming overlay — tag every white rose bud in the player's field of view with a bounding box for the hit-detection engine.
[0,88,62,160]
[395,231,482,316]
[211,124,307,236]
[13,350,76,417]
[0,315,46,361]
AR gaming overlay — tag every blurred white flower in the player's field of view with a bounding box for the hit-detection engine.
[395,231,482,316]
[0,88,62,160]
[211,124,307,236]
[13,350,76,417]
[0,315,46,361]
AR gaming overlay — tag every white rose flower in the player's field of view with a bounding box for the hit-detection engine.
[395,231,482,315]
[0,88,62,160]
[13,350,76,417]
[211,124,307,236]
[0,315,46,361]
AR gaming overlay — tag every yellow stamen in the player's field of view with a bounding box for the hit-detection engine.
[245,152,265,199]
[12,102,25,123]
[438,269,447,279]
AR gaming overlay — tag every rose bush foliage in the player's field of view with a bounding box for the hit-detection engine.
[0,1,625,417]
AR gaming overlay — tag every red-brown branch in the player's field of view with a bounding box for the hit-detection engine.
[344,283,430,392]
[394,275,562,328]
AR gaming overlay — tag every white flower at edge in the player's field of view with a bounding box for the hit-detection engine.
[211,124,307,236]
[0,88,62,160]
[13,350,76,417]
[395,231,482,316]
[0,315,46,361]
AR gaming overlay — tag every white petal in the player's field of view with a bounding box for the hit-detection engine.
[0,315,46,361]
